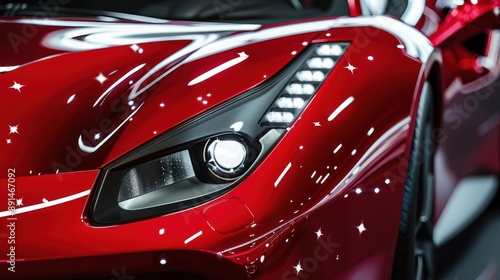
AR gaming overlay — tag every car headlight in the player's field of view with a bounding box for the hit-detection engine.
[90,42,349,225]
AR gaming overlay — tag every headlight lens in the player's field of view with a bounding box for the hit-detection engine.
[205,136,248,179]
[90,42,349,225]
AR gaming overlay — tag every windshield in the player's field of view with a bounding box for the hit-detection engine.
[0,0,349,23]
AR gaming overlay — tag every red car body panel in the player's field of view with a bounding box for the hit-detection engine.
[0,1,499,279]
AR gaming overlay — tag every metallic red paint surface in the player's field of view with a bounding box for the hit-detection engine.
[0,1,498,279]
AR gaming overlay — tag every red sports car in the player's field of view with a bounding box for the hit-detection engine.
[0,0,499,279]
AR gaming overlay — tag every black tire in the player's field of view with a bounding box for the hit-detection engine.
[393,81,436,280]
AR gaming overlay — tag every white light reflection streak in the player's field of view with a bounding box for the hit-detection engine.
[321,173,330,184]
[128,34,219,100]
[185,19,337,63]
[367,127,375,136]
[78,103,144,153]
[184,231,203,244]
[67,94,76,104]
[275,162,292,187]
[333,16,432,60]
[0,190,90,218]
[316,176,323,184]
[27,21,260,51]
[0,66,20,72]
[129,19,341,100]
[34,17,430,156]
[328,97,354,122]
[188,52,249,86]
[334,144,342,154]
[93,63,146,107]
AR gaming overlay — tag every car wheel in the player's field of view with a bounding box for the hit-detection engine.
[393,81,436,280]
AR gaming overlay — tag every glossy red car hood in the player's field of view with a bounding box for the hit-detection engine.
[0,18,327,176]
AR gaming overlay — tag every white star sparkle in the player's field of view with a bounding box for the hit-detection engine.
[16,198,23,207]
[6,139,12,144]
[357,222,367,235]
[344,63,358,74]
[95,73,108,84]
[293,261,303,275]
[9,125,19,134]
[345,63,357,74]
[314,122,321,127]
[315,228,324,239]
[9,81,25,93]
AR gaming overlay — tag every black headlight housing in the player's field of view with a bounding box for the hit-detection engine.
[90,42,349,225]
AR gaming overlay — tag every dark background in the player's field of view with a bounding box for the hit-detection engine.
[438,192,500,280]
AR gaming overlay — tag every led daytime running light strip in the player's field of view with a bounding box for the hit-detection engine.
[262,43,349,126]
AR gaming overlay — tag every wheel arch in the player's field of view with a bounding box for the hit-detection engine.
[424,53,445,130]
